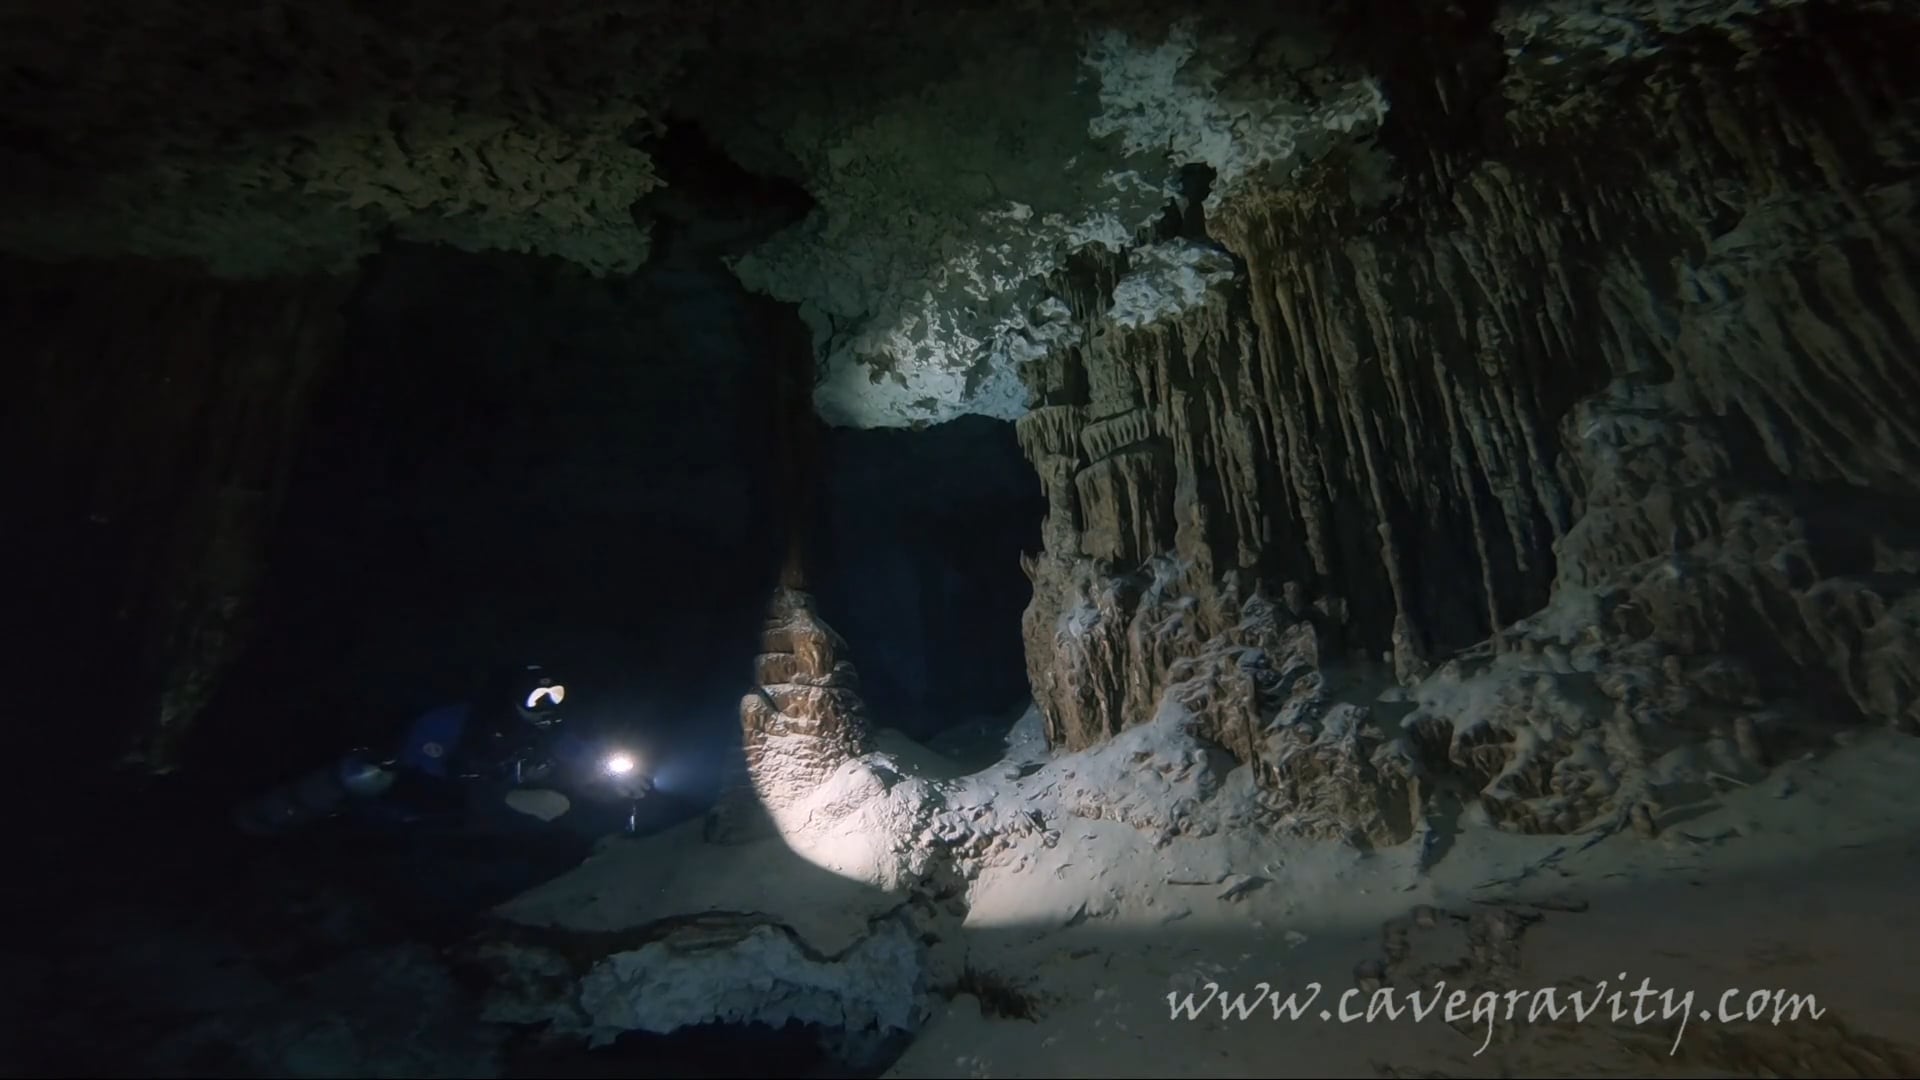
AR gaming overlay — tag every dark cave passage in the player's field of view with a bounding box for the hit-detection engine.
[813,418,1046,742]
[169,108,1047,803]
[187,244,789,798]
[3,108,1047,1078]
[6,238,1042,1080]
[188,239,1044,802]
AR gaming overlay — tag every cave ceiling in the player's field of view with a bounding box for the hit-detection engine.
[0,0,1856,429]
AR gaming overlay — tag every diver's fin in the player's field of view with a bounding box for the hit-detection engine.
[503,788,571,822]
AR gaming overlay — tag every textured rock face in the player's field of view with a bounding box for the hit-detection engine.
[0,0,1347,298]
[0,1,693,276]
[1017,555,1426,847]
[708,586,875,841]
[1017,0,1920,837]
[717,10,1387,428]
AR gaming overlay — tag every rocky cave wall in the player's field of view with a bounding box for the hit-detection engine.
[4,261,348,775]
[1010,1,1920,841]
[4,0,1917,840]
[611,0,1916,845]
[0,0,685,276]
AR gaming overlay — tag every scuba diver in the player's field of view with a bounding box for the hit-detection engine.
[233,663,654,838]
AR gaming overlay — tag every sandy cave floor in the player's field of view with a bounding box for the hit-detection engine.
[505,707,1920,1080]
[13,701,1920,1079]
[895,734,1920,1077]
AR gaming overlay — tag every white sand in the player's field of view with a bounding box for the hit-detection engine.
[890,722,1920,1078]
[488,707,1920,1077]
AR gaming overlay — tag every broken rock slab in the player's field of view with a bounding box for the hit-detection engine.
[573,917,926,1051]
[468,771,950,1065]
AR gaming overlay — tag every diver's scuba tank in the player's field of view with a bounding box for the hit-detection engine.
[232,750,396,836]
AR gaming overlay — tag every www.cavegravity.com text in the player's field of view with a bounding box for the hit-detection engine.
[1167,973,1826,1056]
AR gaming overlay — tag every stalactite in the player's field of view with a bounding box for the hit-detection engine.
[1016,4,1920,839]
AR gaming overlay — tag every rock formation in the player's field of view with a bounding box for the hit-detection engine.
[0,1,686,275]
[708,586,875,842]
[1013,0,1920,839]
[14,2,1920,1074]
[4,0,1916,832]
[704,240,878,838]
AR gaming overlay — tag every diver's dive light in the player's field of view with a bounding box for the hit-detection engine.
[601,749,643,835]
